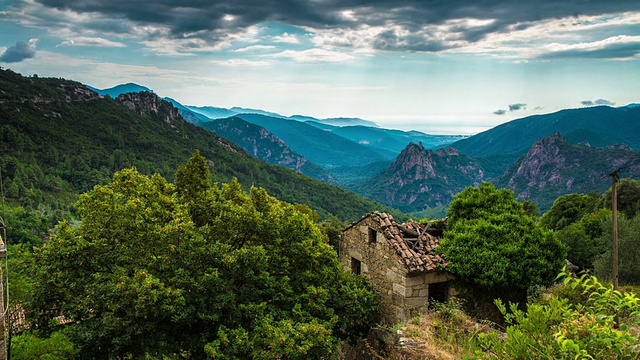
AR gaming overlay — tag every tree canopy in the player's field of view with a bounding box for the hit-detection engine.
[29,152,378,359]
[540,193,598,231]
[440,182,566,291]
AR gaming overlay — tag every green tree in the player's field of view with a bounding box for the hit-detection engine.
[520,199,539,219]
[30,159,378,358]
[593,214,640,285]
[11,331,78,360]
[554,208,610,271]
[540,193,598,231]
[603,177,640,219]
[439,183,566,317]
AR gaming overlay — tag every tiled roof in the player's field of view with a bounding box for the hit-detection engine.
[373,212,447,273]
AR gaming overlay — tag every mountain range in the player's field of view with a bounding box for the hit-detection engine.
[81,80,640,216]
[0,68,402,221]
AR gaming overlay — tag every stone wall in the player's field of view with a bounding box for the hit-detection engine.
[340,215,454,325]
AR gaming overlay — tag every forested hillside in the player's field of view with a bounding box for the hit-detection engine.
[451,105,640,159]
[0,68,402,221]
[201,117,338,184]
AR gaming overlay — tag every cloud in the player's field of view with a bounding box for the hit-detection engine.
[538,35,640,60]
[581,99,615,106]
[232,45,276,52]
[494,109,507,115]
[57,37,126,47]
[270,48,354,63]
[210,59,270,66]
[10,1,640,55]
[271,32,299,44]
[508,103,527,111]
[0,39,38,63]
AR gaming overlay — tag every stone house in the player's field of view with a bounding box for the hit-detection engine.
[340,212,455,325]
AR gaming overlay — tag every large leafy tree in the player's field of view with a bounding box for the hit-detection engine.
[439,183,566,313]
[30,152,378,359]
[540,193,599,231]
[594,213,640,285]
[603,178,640,219]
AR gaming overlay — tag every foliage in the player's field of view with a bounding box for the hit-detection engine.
[29,154,379,358]
[440,183,566,291]
[318,215,346,249]
[555,222,599,270]
[10,331,78,360]
[520,199,539,218]
[540,193,598,231]
[603,177,640,219]
[478,270,640,359]
[0,68,403,223]
[594,213,640,285]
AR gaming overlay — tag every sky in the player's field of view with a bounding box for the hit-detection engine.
[0,1,639,134]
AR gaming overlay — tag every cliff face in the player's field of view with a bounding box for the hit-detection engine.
[118,91,181,126]
[116,91,241,154]
[509,132,569,189]
[202,117,338,184]
[495,132,640,211]
[350,143,487,212]
[389,143,437,184]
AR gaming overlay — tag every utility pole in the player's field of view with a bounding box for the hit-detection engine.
[610,169,619,329]
[610,170,619,291]
[0,230,6,360]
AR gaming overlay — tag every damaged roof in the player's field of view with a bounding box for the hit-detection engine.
[346,212,448,273]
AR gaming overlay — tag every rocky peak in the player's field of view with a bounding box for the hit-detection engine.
[513,132,569,181]
[497,132,640,210]
[390,142,437,179]
[117,92,182,127]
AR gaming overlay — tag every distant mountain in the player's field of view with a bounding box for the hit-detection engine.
[348,143,487,213]
[201,117,338,184]
[230,107,285,118]
[315,117,379,127]
[226,114,392,167]
[451,105,640,159]
[0,68,404,221]
[494,132,640,211]
[185,105,238,119]
[290,116,379,127]
[189,106,380,127]
[164,97,211,125]
[307,123,466,155]
[86,82,153,98]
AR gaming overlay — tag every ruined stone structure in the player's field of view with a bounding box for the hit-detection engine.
[340,212,454,325]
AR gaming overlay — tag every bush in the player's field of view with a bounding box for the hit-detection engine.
[478,270,640,359]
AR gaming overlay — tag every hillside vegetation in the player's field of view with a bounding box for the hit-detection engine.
[0,68,403,222]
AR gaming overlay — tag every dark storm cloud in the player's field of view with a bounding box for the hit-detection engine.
[582,99,615,106]
[508,103,527,111]
[493,109,507,115]
[32,0,640,51]
[0,40,37,63]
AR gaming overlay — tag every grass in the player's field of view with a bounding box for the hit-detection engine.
[386,299,488,359]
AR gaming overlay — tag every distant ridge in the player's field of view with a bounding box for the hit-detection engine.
[451,105,640,158]
[494,132,640,210]
[86,82,153,98]
[201,117,338,184]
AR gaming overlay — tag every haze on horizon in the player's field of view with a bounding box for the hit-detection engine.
[1,0,638,135]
